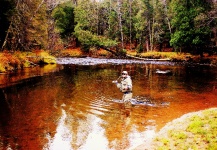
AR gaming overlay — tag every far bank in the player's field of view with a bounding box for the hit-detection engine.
[1,48,217,73]
[0,50,56,73]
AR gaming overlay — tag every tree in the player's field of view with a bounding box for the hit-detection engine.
[133,0,146,52]
[52,4,75,47]
[169,0,212,55]
[207,1,217,52]
[116,0,124,50]
[2,0,48,51]
[0,0,15,50]
[74,0,117,52]
[46,0,67,51]
[1,0,215,54]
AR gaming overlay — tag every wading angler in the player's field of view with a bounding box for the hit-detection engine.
[112,71,133,104]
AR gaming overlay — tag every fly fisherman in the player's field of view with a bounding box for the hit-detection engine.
[112,71,133,103]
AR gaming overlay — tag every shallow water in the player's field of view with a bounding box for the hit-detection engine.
[0,58,217,150]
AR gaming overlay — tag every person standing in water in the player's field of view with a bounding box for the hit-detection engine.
[112,71,133,103]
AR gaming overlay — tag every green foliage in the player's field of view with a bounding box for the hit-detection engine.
[74,0,99,33]
[74,0,118,52]
[107,10,119,39]
[3,0,49,50]
[52,5,75,39]
[169,0,212,53]
[74,25,117,52]
[133,4,146,41]
[118,49,127,56]
[136,44,143,53]
[1,0,216,54]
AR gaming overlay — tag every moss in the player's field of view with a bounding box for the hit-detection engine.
[151,108,217,150]
[168,130,187,140]
[160,138,170,146]
[23,61,31,68]
[187,116,205,134]
[37,51,56,64]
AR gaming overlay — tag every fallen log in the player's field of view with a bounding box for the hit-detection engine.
[126,54,171,61]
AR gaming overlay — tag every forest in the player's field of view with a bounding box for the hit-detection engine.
[0,0,217,56]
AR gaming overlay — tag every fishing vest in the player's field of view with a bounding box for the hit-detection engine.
[117,76,132,93]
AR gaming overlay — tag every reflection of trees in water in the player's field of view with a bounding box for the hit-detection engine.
[0,89,11,128]
[184,66,217,92]
[0,77,64,149]
[100,104,131,149]
[0,87,24,149]
[83,64,152,149]
[0,89,10,109]
[1,63,217,150]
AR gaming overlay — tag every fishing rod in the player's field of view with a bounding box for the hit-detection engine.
[112,76,122,83]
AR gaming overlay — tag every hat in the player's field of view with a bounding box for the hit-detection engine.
[122,71,128,75]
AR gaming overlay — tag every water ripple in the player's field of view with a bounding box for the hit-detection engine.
[57,57,176,66]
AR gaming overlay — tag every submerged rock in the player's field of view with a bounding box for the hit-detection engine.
[156,69,172,74]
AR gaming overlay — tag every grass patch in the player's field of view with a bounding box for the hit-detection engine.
[127,51,194,61]
[140,52,191,61]
[58,48,112,57]
[187,115,206,134]
[59,48,83,57]
[37,51,56,64]
[127,50,137,56]
[97,48,111,57]
[127,51,217,65]
[168,130,187,140]
[152,108,217,150]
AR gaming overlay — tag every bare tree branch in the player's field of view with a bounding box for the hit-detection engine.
[30,0,45,21]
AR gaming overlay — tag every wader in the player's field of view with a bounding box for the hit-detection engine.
[114,75,133,117]
[116,76,132,98]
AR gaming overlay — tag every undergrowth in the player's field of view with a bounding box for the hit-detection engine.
[0,50,56,72]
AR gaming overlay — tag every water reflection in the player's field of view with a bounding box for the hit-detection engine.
[0,64,63,88]
[44,108,72,150]
[79,115,109,150]
[0,62,217,150]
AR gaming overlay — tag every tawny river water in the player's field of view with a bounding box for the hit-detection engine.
[0,58,217,150]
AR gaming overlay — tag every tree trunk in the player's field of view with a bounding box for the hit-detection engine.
[1,22,11,50]
[129,0,132,50]
[1,0,20,50]
[117,0,124,50]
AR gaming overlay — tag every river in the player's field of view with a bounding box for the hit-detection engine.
[0,58,217,150]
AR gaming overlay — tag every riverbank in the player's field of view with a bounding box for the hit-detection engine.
[0,50,56,72]
[55,48,217,65]
[1,49,217,72]
[127,51,217,65]
[134,107,217,150]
